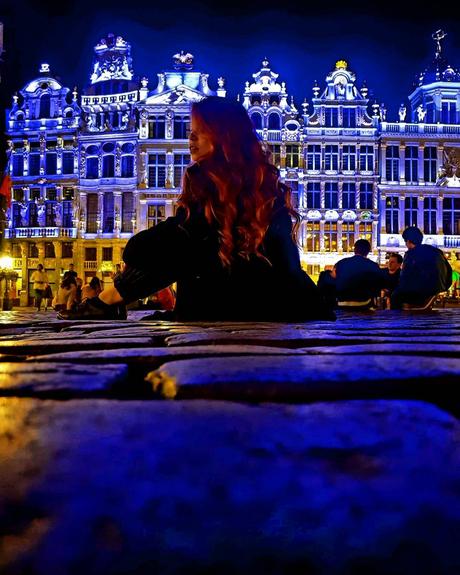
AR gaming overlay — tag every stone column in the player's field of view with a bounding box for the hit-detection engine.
[417,195,424,231]
[399,144,405,184]
[379,194,387,235]
[20,241,29,307]
[380,143,387,184]
[437,195,444,235]
[399,196,405,234]
[418,144,425,184]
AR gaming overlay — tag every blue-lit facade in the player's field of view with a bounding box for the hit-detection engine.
[4,31,460,304]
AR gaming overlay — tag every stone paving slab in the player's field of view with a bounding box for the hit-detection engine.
[0,337,155,356]
[0,363,128,397]
[1,398,459,575]
[147,354,460,405]
[164,329,460,348]
[299,343,460,357]
[26,345,305,365]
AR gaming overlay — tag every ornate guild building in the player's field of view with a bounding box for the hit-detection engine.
[3,29,460,305]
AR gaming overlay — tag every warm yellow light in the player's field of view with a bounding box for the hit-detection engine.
[335,60,348,70]
[0,256,13,270]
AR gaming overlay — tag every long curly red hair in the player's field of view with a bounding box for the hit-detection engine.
[178,96,297,267]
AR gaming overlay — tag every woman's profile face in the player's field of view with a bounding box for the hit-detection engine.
[189,114,214,162]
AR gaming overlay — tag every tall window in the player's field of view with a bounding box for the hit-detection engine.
[385,145,399,182]
[173,116,189,139]
[62,201,73,227]
[342,108,356,128]
[121,156,134,178]
[148,154,166,188]
[424,197,437,235]
[148,117,165,139]
[269,144,281,167]
[342,183,356,209]
[324,222,338,252]
[45,202,55,226]
[443,198,460,235]
[307,145,321,171]
[122,192,135,233]
[102,247,113,261]
[286,180,299,208]
[147,204,166,227]
[268,113,281,130]
[86,157,99,179]
[324,182,338,209]
[12,155,24,176]
[39,94,51,118]
[12,204,22,227]
[45,153,57,175]
[173,153,191,187]
[306,182,321,209]
[359,183,373,210]
[342,145,356,171]
[324,145,339,171]
[45,242,55,258]
[103,192,114,233]
[251,113,262,130]
[385,196,399,234]
[359,145,374,172]
[62,151,74,174]
[324,108,338,127]
[341,222,355,252]
[358,222,372,242]
[442,101,457,124]
[404,146,418,183]
[62,242,73,258]
[404,196,418,228]
[29,153,40,176]
[102,155,115,178]
[86,193,99,233]
[305,222,320,251]
[423,147,437,183]
[426,101,435,123]
[28,203,38,227]
[285,145,300,168]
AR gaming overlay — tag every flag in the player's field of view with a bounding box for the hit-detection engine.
[0,173,12,208]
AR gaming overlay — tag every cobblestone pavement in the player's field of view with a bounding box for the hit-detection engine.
[1,309,460,574]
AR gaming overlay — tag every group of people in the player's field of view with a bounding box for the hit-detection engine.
[52,96,452,323]
[31,262,103,313]
[318,227,453,311]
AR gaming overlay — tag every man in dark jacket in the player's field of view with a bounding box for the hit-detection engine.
[391,226,452,309]
[334,239,385,309]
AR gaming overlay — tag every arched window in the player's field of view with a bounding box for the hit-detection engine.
[39,94,51,118]
[86,157,99,179]
[102,155,115,178]
[268,113,280,130]
[121,156,134,178]
[251,112,262,129]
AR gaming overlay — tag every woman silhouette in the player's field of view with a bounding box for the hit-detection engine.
[60,96,334,322]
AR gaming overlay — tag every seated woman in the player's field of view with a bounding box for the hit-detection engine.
[59,97,335,322]
[52,275,77,312]
[81,276,102,302]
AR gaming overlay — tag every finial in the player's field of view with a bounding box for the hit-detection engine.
[218,77,225,88]
[39,63,50,74]
[312,81,320,98]
[72,86,78,101]
[141,76,149,88]
[335,60,347,70]
[432,29,447,59]
[262,58,269,68]
[13,92,18,104]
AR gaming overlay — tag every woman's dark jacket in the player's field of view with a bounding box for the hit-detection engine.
[115,204,335,322]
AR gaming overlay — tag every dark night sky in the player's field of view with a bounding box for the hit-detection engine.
[1,0,460,124]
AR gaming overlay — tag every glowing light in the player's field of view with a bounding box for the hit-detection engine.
[335,60,348,70]
[0,256,14,270]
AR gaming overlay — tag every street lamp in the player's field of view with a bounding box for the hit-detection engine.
[0,255,18,311]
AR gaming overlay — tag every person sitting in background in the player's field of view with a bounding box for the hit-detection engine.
[52,275,77,311]
[334,239,385,310]
[81,277,102,302]
[391,226,452,309]
[381,252,403,308]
